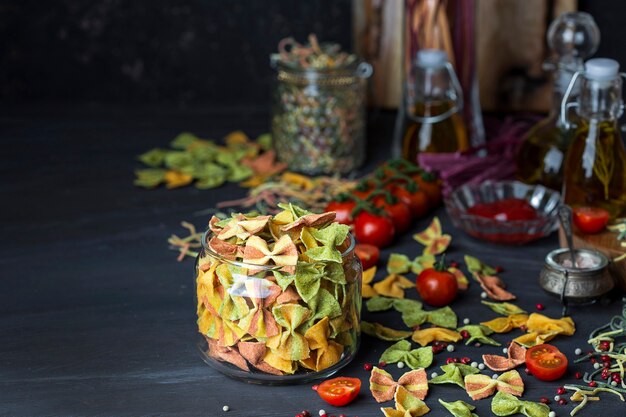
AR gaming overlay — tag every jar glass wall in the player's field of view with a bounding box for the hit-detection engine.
[271,61,370,175]
[195,231,362,385]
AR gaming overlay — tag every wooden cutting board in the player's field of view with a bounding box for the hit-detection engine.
[558,226,626,291]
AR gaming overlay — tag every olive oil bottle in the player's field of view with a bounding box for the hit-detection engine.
[516,12,600,190]
[562,58,626,219]
[394,49,468,162]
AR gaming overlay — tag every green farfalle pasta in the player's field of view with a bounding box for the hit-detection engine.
[458,324,501,346]
[481,301,527,316]
[387,253,436,275]
[439,399,479,417]
[267,303,311,361]
[362,321,413,341]
[491,392,550,417]
[134,168,166,188]
[366,296,423,313]
[307,288,342,326]
[465,255,497,276]
[430,363,480,388]
[379,340,434,369]
[402,306,457,329]
[138,148,168,167]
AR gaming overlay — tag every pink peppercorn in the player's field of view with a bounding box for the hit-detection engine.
[539,397,551,404]
[524,368,532,375]
[301,412,311,417]
[461,357,471,365]
[495,266,504,273]
[312,385,319,391]
[536,303,545,311]
[599,341,611,351]
[519,325,528,332]
[602,368,611,380]
[339,414,347,417]
[556,387,566,395]
[432,345,444,354]
[450,261,459,268]
[574,372,582,379]
[363,363,373,371]
[378,361,387,367]
[446,357,457,365]
[588,381,597,387]
[601,355,611,363]
[558,398,567,406]
[460,330,470,339]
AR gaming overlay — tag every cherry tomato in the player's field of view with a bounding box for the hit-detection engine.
[416,267,458,307]
[354,244,380,270]
[325,200,356,225]
[413,174,442,208]
[467,198,538,221]
[354,211,395,248]
[573,206,610,234]
[525,344,568,381]
[390,186,430,219]
[317,376,361,407]
[372,196,412,234]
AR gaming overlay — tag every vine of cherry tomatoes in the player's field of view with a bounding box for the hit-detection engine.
[324,159,442,249]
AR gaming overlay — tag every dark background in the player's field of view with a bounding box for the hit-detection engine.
[1,0,624,107]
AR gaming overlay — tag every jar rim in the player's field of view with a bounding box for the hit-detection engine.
[199,229,356,270]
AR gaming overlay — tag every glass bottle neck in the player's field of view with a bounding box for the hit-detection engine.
[577,77,623,122]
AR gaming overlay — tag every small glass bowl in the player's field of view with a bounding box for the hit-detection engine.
[444,181,561,244]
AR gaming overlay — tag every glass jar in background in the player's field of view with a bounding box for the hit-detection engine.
[561,58,626,219]
[516,12,600,191]
[271,60,372,175]
[399,49,468,161]
[195,228,362,384]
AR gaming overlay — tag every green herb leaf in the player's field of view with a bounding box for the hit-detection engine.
[458,324,501,346]
[362,321,413,341]
[439,399,479,417]
[481,301,527,316]
[379,340,434,369]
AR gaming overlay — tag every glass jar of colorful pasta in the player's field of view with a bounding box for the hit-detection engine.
[271,35,372,174]
[195,204,362,384]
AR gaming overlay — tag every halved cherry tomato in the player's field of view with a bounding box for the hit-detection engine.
[573,206,610,234]
[354,211,395,248]
[355,243,380,270]
[317,376,361,407]
[371,196,412,234]
[526,344,568,381]
[325,200,356,225]
[390,186,430,219]
[416,266,458,307]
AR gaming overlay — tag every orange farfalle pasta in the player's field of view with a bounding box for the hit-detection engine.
[412,328,462,347]
[370,366,429,403]
[413,217,451,255]
[243,235,298,274]
[217,214,271,240]
[464,370,524,400]
[481,314,529,333]
[300,317,343,372]
[513,313,575,347]
[206,337,249,371]
[362,266,378,299]
[373,274,415,299]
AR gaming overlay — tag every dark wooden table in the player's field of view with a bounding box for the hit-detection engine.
[2,104,624,416]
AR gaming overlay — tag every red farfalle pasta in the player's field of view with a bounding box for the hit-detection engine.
[369,366,428,403]
[483,342,527,372]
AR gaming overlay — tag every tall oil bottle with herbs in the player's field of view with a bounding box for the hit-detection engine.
[516,12,600,190]
[394,49,469,162]
[561,58,626,219]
